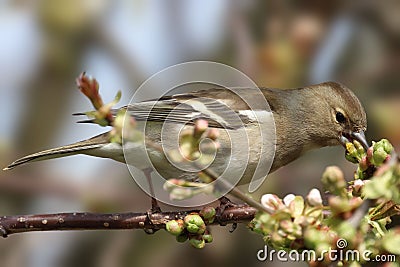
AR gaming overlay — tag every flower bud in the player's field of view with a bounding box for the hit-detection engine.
[184,214,206,234]
[370,139,394,166]
[353,179,365,194]
[176,234,188,243]
[380,139,394,154]
[321,166,346,196]
[189,236,206,249]
[199,206,216,223]
[76,72,103,109]
[194,119,208,138]
[207,128,220,140]
[203,233,213,243]
[283,194,296,207]
[165,219,184,236]
[373,147,388,166]
[306,188,323,206]
[260,194,285,213]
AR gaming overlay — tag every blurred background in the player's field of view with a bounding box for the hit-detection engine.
[0,0,399,266]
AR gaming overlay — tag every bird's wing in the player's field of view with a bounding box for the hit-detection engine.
[76,88,265,129]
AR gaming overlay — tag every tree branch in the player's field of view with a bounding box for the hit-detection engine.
[0,205,257,237]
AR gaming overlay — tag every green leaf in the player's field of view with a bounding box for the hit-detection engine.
[289,196,304,218]
[382,231,400,255]
[363,171,393,200]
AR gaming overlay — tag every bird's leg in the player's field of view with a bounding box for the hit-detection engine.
[142,168,161,234]
[142,168,161,213]
[215,195,239,232]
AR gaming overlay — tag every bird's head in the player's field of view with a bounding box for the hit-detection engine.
[309,82,368,150]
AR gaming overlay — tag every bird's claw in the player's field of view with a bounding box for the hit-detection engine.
[215,196,238,232]
[143,197,162,235]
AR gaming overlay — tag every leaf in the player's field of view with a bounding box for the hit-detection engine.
[363,171,393,200]
[289,196,304,218]
[382,231,400,255]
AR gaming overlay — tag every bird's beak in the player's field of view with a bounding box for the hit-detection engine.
[339,130,369,151]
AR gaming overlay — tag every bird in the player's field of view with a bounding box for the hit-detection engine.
[3,81,368,193]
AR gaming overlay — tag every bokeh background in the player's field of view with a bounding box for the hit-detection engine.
[0,1,399,266]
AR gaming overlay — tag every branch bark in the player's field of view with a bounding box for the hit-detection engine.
[0,205,257,237]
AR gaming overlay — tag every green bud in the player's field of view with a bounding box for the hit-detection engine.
[165,219,184,236]
[380,139,394,154]
[373,147,388,166]
[199,206,216,223]
[176,234,188,243]
[184,214,206,234]
[321,166,346,196]
[371,139,394,166]
[186,224,198,234]
[203,233,213,243]
[189,237,205,249]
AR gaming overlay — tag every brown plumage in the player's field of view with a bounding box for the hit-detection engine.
[4,82,368,189]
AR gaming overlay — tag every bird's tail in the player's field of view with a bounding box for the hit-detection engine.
[3,133,109,170]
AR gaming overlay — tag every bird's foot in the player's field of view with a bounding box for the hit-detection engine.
[144,197,162,235]
[215,196,238,232]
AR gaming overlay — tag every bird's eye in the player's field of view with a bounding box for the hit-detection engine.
[335,111,346,124]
